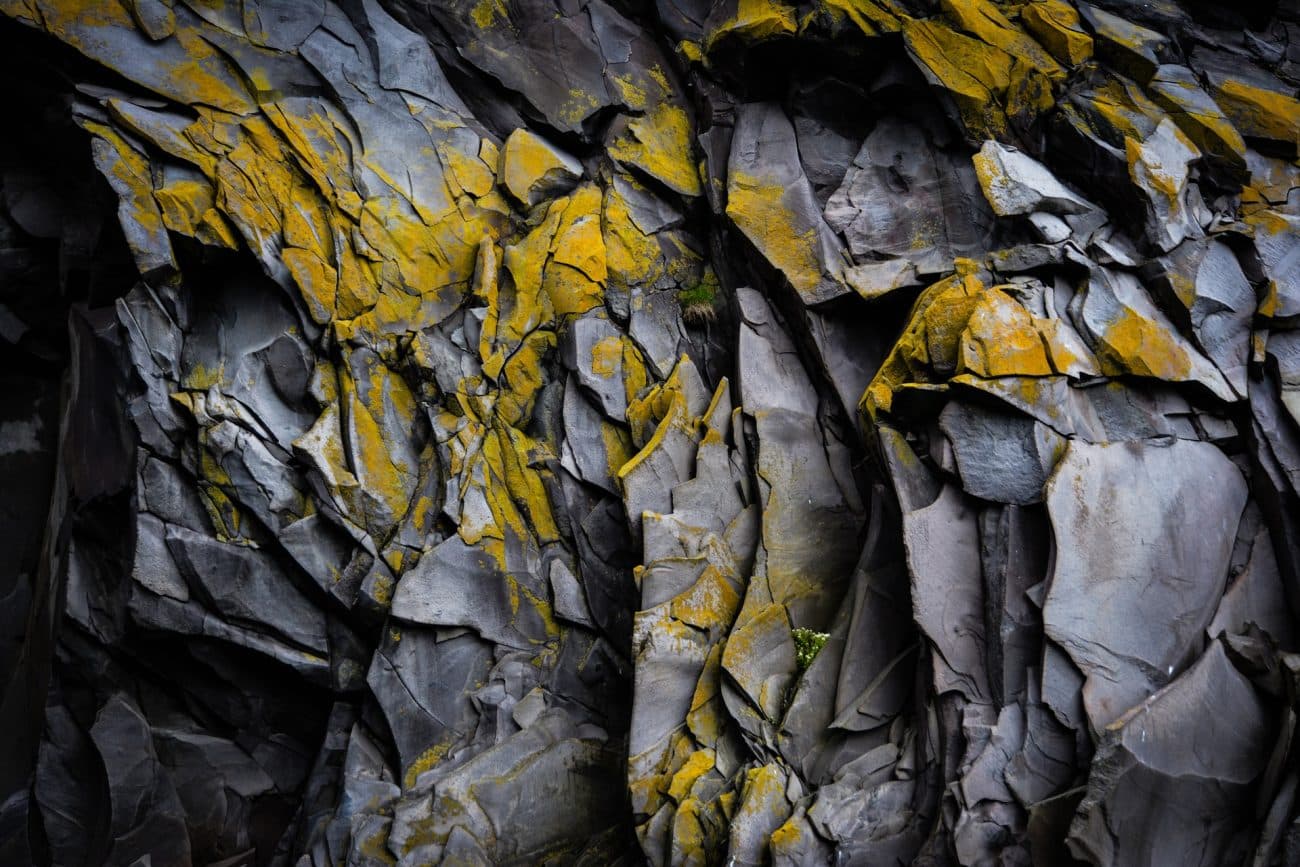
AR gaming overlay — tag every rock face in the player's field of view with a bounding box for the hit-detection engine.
[1,1,1299,865]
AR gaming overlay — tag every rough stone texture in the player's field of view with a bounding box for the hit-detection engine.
[1,1,1300,865]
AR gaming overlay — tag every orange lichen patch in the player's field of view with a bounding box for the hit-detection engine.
[705,0,798,52]
[498,127,582,206]
[212,117,302,263]
[600,419,635,480]
[591,336,624,378]
[769,815,803,853]
[940,0,1064,83]
[1038,317,1099,377]
[600,174,676,288]
[667,749,716,804]
[1245,208,1294,238]
[497,330,557,427]
[1005,55,1056,123]
[437,141,496,199]
[485,230,557,383]
[726,169,825,297]
[473,237,502,360]
[356,195,489,324]
[685,646,727,744]
[341,373,418,536]
[106,99,215,176]
[1125,125,1196,201]
[922,277,984,374]
[282,248,338,324]
[959,288,1054,377]
[470,0,509,29]
[403,742,452,790]
[626,356,696,448]
[4,0,135,30]
[1020,0,1092,66]
[903,18,1012,140]
[622,338,652,409]
[1079,77,1164,146]
[481,422,561,544]
[735,763,788,822]
[603,179,672,290]
[332,240,382,322]
[261,100,364,218]
[558,87,607,129]
[1093,306,1195,381]
[620,390,694,485]
[198,474,245,542]
[154,177,239,249]
[500,202,563,324]
[1147,72,1247,170]
[670,566,742,632]
[545,185,607,315]
[21,1,255,114]
[83,121,176,274]
[803,0,902,38]
[169,28,260,114]
[861,268,983,421]
[609,102,703,197]
[670,798,711,861]
[1209,76,1300,151]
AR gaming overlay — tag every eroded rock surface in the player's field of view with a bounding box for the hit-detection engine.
[1,1,1300,865]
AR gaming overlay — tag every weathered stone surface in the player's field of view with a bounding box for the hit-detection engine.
[1042,439,1248,730]
[1069,641,1269,867]
[973,140,1094,217]
[4,1,1300,864]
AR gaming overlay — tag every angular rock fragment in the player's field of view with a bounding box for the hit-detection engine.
[973,140,1094,217]
[498,128,584,207]
[1070,641,1269,867]
[1043,439,1248,729]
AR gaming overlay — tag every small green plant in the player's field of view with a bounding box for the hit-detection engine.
[792,627,829,672]
[678,268,720,324]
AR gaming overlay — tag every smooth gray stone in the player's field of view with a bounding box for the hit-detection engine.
[1069,641,1269,867]
[940,401,1063,505]
[565,312,628,420]
[1080,3,1170,83]
[1043,439,1247,730]
[1208,521,1293,646]
[391,534,550,648]
[1076,267,1236,402]
[561,375,620,495]
[825,115,993,275]
[367,627,492,779]
[90,694,192,867]
[165,523,329,653]
[1253,211,1300,322]
[974,141,1094,217]
[980,504,1050,706]
[549,558,595,628]
[901,483,990,703]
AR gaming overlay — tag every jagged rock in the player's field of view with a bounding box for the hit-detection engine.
[498,129,584,207]
[728,104,848,305]
[973,140,1094,217]
[826,114,994,275]
[4,1,1300,864]
[939,401,1064,505]
[1042,439,1248,729]
[1069,641,1269,866]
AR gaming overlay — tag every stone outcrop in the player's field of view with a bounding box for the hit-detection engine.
[1,1,1299,865]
